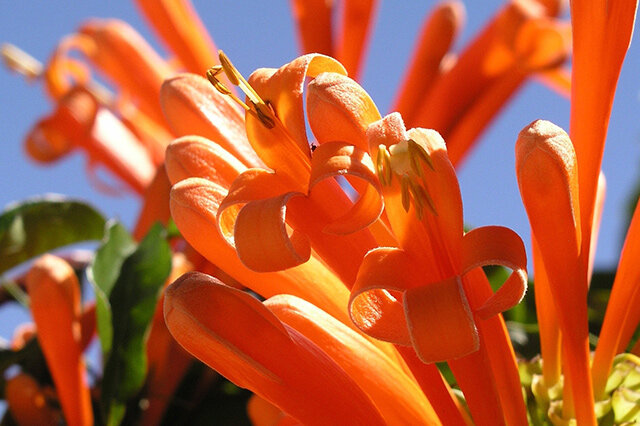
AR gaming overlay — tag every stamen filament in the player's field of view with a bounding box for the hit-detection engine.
[206,51,277,129]
[1,43,43,80]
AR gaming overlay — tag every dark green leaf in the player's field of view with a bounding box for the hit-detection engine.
[0,197,106,274]
[0,338,49,384]
[87,221,137,356]
[100,224,172,426]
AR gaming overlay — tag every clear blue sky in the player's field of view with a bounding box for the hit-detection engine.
[1,1,639,341]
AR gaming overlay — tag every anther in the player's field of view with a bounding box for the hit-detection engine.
[376,145,392,186]
[401,176,411,212]
[205,51,277,129]
[408,138,435,171]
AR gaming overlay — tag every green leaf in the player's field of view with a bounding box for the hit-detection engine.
[87,221,137,356]
[100,224,172,426]
[0,197,106,274]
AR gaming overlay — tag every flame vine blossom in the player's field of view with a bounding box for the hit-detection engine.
[3,0,640,424]
[165,50,529,424]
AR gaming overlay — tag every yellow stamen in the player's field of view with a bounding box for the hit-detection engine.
[375,138,437,218]
[1,43,43,81]
[206,51,276,129]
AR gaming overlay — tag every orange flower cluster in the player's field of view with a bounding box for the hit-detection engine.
[2,0,639,425]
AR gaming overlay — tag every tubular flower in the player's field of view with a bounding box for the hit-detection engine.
[25,255,93,426]
[351,112,527,360]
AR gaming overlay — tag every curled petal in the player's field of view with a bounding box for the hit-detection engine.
[217,168,293,245]
[246,54,347,176]
[307,72,381,150]
[165,135,247,186]
[25,87,155,194]
[43,36,91,99]
[309,141,383,234]
[461,226,528,319]
[235,193,311,272]
[24,87,97,162]
[349,247,423,345]
[160,74,260,167]
[405,277,478,363]
[170,178,352,323]
[164,272,386,425]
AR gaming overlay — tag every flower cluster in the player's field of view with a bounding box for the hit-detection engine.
[1,0,639,425]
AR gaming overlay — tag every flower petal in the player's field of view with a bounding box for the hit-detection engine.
[409,1,545,145]
[165,135,247,186]
[532,237,562,387]
[25,87,155,194]
[133,165,173,240]
[368,114,464,274]
[570,0,638,275]
[461,268,529,425]
[309,141,383,234]
[234,193,311,272]
[393,1,465,123]
[335,0,378,79]
[170,178,351,323]
[266,294,440,425]
[246,54,347,176]
[307,72,381,151]
[247,394,288,426]
[160,73,261,167]
[461,225,527,319]
[516,120,583,331]
[349,247,416,345]
[289,0,333,56]
[77,19,172,123]
[164,272,386,425]
[592,194,640,397]
[134,0,218,74]
[405,276,478,363]
[217,168,293,244]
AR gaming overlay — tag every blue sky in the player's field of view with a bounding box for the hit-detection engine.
[1,1,639,341]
